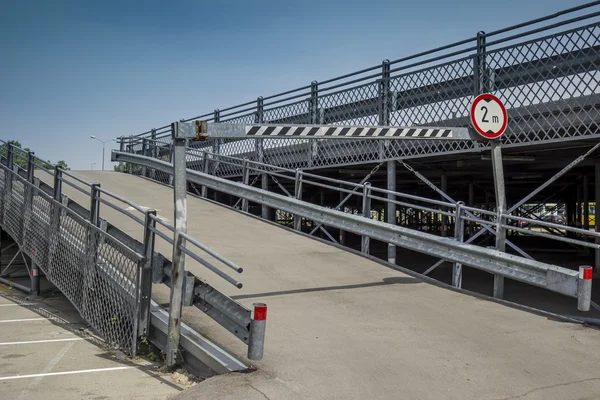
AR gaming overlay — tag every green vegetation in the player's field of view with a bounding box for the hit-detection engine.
[0,140,70,170]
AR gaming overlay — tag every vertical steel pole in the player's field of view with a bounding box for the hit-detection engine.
[595,163,600,272]
[339,184,346,245]
[118,137,125,172]
[139,210,156,337]
[248,303,267,360]
[387,161,396,264]
[578,266,593,312]
[294,170,303,231]
[361,183,372,254]
[255,97,269,219]
[468,182,475,235]
[577,183,582,229]
[491,140,507,299]
[167,122,187,367]
[308,81,319,168]
[102,144,106,171]
[141,139,148,177]
[380,59,396,263]
[441,174,448,237]
[25,152,40,299]
[453,202,465,288]
[201,152,209,198]
[150,130,157,179]
[90,183,101,227]
[129,136,135,175]
[242,159,250,213]
[584,175,589,231]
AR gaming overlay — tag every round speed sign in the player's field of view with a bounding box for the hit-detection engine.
[470,94,508,140]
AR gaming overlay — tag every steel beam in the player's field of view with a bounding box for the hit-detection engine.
[387,160,396,264]
[491,141,507,299]
[114,151,585,304]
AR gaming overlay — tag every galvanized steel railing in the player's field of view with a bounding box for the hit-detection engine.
[120,3,600,170]
[0,141,267,367]
[113,149,594,312]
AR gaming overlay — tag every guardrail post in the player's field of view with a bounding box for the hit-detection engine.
[29,255,40,299]
[294,169,303,231]
[254,97,270,219]
[128,136,134,175]
[90,183,101,227]
[167,122,187,367]
[491,140,507,299]
[453,202,465,288]
[139,210,156,337]
[379,60,390,125]
[141,139,148,177]
[53,166,62,202]
[361,183,372,254]
[310,81,319,124]
[595,163,600,272]
[248,303,267,360]
[2,144,13,224]
[118,137,125,172]
[26,151,35,183]
[25,152,41,298]
[474,31,487,94]
[201,152,209,198]
[46,166,63,269]
[441,175,448,237]
[241,159,250,212]
[577,266,592,311]
[308,82,319,167]
[22,152,36,242]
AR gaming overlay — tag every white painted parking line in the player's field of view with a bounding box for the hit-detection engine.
[0,338,83,346]
[0,304,34,307]
[0,318,47,323]
[0,366,134,381]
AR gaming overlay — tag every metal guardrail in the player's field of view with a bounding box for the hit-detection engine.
[119,3,600,170]
[0,141,267,373]
[113,150,594,311]
[123,139,600,257]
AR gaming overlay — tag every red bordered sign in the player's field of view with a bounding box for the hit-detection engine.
[470,94,508,140]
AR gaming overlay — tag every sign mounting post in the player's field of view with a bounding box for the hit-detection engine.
[471,93,509,300]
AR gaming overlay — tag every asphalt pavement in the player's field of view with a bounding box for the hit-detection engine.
[45,171,600,400]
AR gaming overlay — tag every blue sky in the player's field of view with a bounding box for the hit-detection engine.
[0,0,592,170]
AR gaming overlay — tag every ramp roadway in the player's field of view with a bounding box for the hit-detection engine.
[49,171,600,400]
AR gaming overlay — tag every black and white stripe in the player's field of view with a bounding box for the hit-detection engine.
[245,125,453,138]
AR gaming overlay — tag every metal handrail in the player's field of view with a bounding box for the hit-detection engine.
[120,4,600,140]
[114,150,591,310]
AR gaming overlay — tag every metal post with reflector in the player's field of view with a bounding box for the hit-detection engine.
[578,266,593,311]
[248,303,267,360]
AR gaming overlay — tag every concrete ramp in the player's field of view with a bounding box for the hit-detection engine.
[54,171,600,400]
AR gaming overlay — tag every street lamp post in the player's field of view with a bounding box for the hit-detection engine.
[91,162,96,170]
[89,136,114,171]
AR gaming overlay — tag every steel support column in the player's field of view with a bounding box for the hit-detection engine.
[584,175,589,231]
[441,174,448,237]
[167,123,187,367]
[577,183,582,229]
[491,141,507,299]
[595,163,600,272]
[387,160,396,264]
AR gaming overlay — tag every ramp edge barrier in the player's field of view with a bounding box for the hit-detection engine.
[113,150,592,311]
[136,137,600,253]
[0,144,254,375]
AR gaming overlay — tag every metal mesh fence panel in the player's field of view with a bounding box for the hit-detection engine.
[0,166,143,356]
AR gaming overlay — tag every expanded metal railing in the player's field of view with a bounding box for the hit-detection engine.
[0,148,144,355]
[0,141,266,366]
[121,3,600,170]
[113,149,595,312]
[119,138,600,261]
